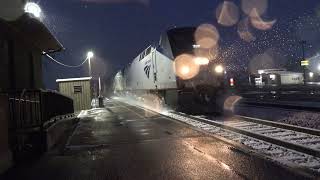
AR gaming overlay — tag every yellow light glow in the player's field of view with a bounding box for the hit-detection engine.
[181,66,190,75]
[174,54,200,80]
[215,65,224,73]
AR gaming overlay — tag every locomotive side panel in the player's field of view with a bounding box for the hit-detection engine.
[153,50,177,90]
[125,48,157,91]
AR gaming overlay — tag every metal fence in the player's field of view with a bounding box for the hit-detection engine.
[5,89,74,157]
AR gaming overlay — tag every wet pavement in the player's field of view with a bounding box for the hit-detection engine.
[4,100,314,180]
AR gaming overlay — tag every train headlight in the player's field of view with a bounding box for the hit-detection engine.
[180,66,190,75]
[194,57,209,65]
[214,65,224,73]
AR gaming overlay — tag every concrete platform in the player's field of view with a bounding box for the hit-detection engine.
[3,100,313,180]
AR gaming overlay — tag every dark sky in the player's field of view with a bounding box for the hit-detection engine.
[40,0,320,89]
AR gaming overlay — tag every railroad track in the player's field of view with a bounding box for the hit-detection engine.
[162,111,320,174]
[115,97,320,174]
[239,99,320,112]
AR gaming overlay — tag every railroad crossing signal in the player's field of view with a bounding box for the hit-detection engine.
[301,60,309,66]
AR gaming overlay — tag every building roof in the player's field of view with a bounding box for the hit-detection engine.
[0,13,64,53]
[56,77,92,83]
[257,69,303,76]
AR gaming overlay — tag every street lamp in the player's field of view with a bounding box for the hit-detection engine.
[300,40,307,85]
[87,51,94,77]
[24,2,42,18]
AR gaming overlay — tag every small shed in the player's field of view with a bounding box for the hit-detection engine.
[56,77,92,111]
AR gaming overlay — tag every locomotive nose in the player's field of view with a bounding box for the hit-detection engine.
[194,57,209,65]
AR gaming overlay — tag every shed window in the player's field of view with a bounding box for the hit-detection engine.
[74,85,82,93]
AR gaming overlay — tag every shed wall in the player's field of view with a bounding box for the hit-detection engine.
[58,80,91,111]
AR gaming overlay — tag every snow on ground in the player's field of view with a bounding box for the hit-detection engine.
[234,105,320,130]
[111,94,320,172]
[113,93,320,130]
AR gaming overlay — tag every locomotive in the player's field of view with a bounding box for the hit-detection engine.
[113,27,228,113]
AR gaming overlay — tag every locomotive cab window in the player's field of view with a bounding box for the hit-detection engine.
[145,47,151,55]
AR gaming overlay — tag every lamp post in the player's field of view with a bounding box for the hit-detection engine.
[87,51,94,77]
[300,40,307,85]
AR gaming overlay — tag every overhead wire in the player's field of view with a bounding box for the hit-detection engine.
[43,52,89,68]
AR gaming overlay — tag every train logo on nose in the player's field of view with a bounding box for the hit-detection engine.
[144,65,151,79]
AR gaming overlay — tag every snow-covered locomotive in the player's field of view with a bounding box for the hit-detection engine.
[113,27,227,113]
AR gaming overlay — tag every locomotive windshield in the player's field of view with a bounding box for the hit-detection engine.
[167,27,196,57]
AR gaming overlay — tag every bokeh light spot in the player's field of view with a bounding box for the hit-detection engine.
[249,52,275,73]
[194,24,220,49]
[216,1,240,27]
[241,0,268,16]
[174,54,200,80]
[237,17,256,42]
[250,8,276,30]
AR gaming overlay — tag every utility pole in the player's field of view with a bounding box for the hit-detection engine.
[88,57,92,77]
[87,51,94,77]
[300,40,307,85]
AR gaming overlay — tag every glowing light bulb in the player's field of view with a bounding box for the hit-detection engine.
[87,51,94,58]
[24,2,41,18]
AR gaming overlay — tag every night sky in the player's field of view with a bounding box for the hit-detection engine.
[39,0,320,89]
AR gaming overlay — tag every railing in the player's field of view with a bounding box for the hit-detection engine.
[40,90,74,128]
[8,90,42,131]
[4,89,74,156]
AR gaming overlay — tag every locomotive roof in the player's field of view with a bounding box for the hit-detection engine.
[166,27,196,33]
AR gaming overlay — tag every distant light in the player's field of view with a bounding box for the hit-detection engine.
[309,72,314,78]
[193,44,201,48]
[24,2,42,18]
[194,57,209,65]
[269,74,276,80]
[229,78,234,87]
[181,66,190,75]
[258,70,265,74]
[215,65,224,73]
[87,51,94,59]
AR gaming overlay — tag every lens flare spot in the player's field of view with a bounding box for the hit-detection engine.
[237,17,256,42]
[249,52,275,73]
[208,46,219,60]
[241,0,268,16]
[223,95,242,114]
[195,24,220,49]
[216,1,240,27]
[174,54,200,80]
[249,8,276,31]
